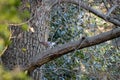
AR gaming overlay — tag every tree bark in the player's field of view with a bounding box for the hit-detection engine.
[1,0,50,80]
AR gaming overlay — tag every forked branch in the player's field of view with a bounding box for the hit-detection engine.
[50,0,120,26]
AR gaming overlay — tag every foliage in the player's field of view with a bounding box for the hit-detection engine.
[0,0,21,23]
[0,0,20,55]
[0,26,10,55]
[0,66,31,80]
[0,0,31,80]
[43,2,120,80]
[0,0,30,55]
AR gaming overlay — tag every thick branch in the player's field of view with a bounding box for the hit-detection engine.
[26,27,120,72]
[51,0,120,26]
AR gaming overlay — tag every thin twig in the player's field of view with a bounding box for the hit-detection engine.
[8,17,33,26]
[106,5,118,17]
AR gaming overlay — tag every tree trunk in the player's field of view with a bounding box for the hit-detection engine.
[1,0,50,80]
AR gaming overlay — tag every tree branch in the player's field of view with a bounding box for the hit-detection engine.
[106,5,118,17]
[26,27,120,72]
[51,0,120,26]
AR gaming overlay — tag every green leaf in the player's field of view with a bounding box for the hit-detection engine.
[21,48,27,52]
[21,24,29,31]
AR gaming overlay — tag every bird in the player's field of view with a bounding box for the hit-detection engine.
[39,41,56,48]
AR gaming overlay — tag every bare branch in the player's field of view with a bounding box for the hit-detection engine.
[26,27,120,72]
[8,17,33,26]
[106,5,118,17]
[50,0,120,26]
